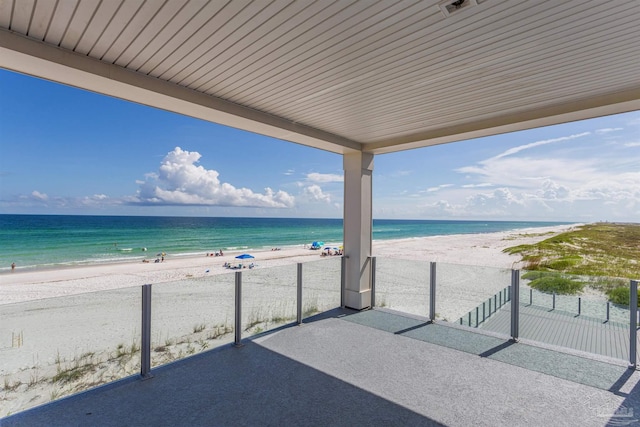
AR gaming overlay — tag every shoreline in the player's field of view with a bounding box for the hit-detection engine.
[0,224,582,305]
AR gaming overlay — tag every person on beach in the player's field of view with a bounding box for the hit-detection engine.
[11,262,16,271]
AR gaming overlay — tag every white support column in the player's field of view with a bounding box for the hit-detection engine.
[343,152,374,310]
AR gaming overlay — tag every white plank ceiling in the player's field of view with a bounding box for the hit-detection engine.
[1,0,639,154]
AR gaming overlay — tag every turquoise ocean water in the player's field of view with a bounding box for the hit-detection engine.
[0,215,571,272]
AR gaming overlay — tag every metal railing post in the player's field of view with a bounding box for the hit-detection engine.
[530,288,532,306]
[430,262,436,322]
[140,284,153,379]
[578,297,581,316]
[340,256,346,308]
[552,292,556,310]
[235,271,243,347]
[297,263,303,324]
[371,257,376,308]
[475,306,479,327]
[510,270,520,342]
[607,302,610,322]
[482,301,486,323]
[630,280,638,369]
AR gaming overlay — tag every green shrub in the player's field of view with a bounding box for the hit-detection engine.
[526,274,584,295]
[606,286,640,307]
[522,271,547,280]
[547,256,581,270]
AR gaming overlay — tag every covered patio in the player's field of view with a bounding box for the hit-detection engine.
[4,308,640,426]
[1,0,640,424]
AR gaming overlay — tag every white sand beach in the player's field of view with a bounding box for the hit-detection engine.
[0,223,581,304]
[2,223,592,416]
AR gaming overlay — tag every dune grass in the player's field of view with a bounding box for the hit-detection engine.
[504,223,640,279]
[504,223,640,298]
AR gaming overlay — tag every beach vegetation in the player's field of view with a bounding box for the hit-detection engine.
[54,350,63,367]
[589,277,628,294]
[303,304,319,317]
[197,339,209,351]
[3,377,21,392]
[130,342,140,354]
[115,343,127,359]
[521,271,584,295]
[51,362,92,384]
[193,323,206,333]
[186,343,195,355]
[28,368,41,387]
[606,286,640,307]
[377,296,387,308]
[49,388,61,401]
[206,323,233,340]
[504,223,640,279]
[503,231,556,241]
[547,255,582,270]
[154,344,168,353]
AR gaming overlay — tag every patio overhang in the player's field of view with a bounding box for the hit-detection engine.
[1,1,638,156]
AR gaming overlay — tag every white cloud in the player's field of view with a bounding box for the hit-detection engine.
[284,169,295,176]
[487,132,590,161]
[81,194,112,206]
[457,156,597,189]
[426,184,454,192]
[306,172,343,183]
[536,179,570,200]
[133,147,295,208]
[466,188,525,210]
[624,142,640,147]
[31,190,48,201]
[595,128,623,134]
[304,184,332,203]
[462,183,493,188]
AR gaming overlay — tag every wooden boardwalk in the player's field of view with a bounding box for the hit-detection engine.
[478,303,636,361]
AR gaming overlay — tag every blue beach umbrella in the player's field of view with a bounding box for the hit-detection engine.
[235,254,255,259]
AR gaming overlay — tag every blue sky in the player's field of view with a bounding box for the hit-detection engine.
[1,69,638,221]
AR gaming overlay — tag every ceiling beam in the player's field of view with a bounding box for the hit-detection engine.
[366,87,640,154]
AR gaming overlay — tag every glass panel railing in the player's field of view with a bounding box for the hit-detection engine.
[150,274,235,368]
[301,257,341,319]
[519,270,631,361]
[520,276,629,324]
[437,263,512,328]
[241,264,297,336]
[0,286,140,417]
[373,257,430,317]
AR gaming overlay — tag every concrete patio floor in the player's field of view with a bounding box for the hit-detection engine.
[3,308,640,427]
